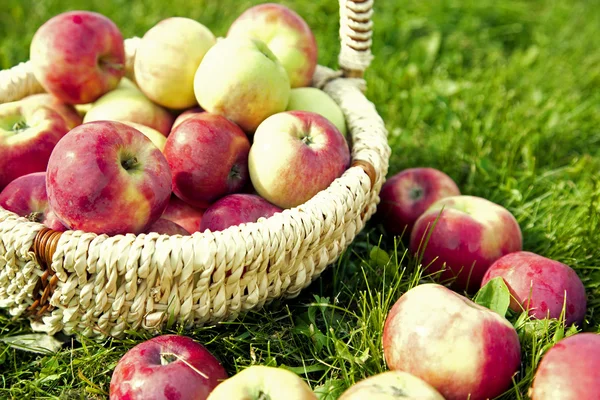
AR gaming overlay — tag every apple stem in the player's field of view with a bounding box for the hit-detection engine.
[257,391,271,400]
[26,211,43,223]
[301,135,313,145]
[121,157,139,171]
[159,352,209,379]
[12,120,28,132]
[98,57,124,71]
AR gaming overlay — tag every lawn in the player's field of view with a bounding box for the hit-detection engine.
[1,0,600,398]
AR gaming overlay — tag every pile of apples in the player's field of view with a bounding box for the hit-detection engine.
[0,3,350,237]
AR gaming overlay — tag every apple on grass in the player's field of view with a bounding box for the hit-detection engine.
[248,111,350,209]
[200,194,282,232]
[145,218,189,235]
[0,172,66,231]
[0,99,70,190]
[30,11,125,104]
[482,251,587,326]
[110,334,228,400]
[83,77,175,135]
[376,167,461,237]
[227,3,317,88]
[287,88,347,136]
[530,333,600,400]
[46,121,172,236]
[383,283,521,400]
[207,365,316,400]
[22,93,82,130]
[164,113,250,209]
[338,371,444,400]
[194,37,290,133]
[161,195,204,234]
[410,195,523,292]
[135,17,216,109]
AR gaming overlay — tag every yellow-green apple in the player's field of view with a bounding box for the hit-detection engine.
[0,172,66,231]
[383,283,521,400]
[135,17,215,109]
[22,94,82,130]
[161,195,204,234]
[410,195,522,292]
[164,113,250,208]
[46,121,172,235]
[227,3,317,88]
[287,88,347,135]
[207,365,317,400]
[200,194,282,232]
[530,333,600,400]
[30,11,125,104]
[172,107,204,130]
[194,37,290,132]
[83,78,174,135]
[249,111,350,209]
[338,371,444,400]
[145,218,189,235]
[482,251,587,326]
[120,121,167,152]
[0,100,70,190]
[110,334,228,400]
[376,167,461,237]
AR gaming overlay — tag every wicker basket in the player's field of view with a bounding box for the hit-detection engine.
[0,0,390,339]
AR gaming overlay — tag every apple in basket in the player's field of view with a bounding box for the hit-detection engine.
[46,120,172,235]
[0,172,66,231]
[287,88,347,136]
[161,195,205,234]
[207,365,317,400]
[200,193,282,232]
[338,371,444,400]
[0,99,70,190]
[21,93,83,130]
[383,283,521,400]
[248,111,350,209]
[110,334,228,400]
[30,10,125,104]
[145,218,190,235]
[227,3,318,88]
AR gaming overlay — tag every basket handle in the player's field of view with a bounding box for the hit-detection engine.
[338,0,375,78]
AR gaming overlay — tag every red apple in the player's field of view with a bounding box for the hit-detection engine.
[30,11,126,104]
[410,195,523,292]
[248,111,350,209]
[227,3,318,88]
[376,167,461,236]
[0,172,66,231]
[145,218,189,235]
[481,251,587,326]
[383,283,521,400]
[46,121,172,235]
[22,93,83,130]
[172,107,204,130]
[110,334,228,400]
[338,371,444,400]
[161,195,204,234]
[530,333,600,400]
[164,113,250,208]
[200,194,282,232]
[0,99,70,190]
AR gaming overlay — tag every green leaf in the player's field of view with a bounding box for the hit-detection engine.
[370,246,391,267]
[0,333,64,354]
[474,277,511,317]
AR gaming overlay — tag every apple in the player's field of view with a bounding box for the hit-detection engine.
[409,195,523,292]
[249,111,350,209]
[383,283,521,400]
[207,365,316,400]
[286,88,347,135]
[376,167,461,237]
[83,78,174,135]
[22,93,82,130]
[120,121,167,152]
[46,121,172,235]
[135,17,216,109]
[200,194,282,232]
[30,11,125,104]
[0,172,66,231]
[227,3,317,88]
[0,99,70,190]
[172,107,204,130]
[161,195,204,234]
[530,333,600,400]
[110,334,228,400]
[194,37,290,132]
[338,371,444,400]
[145,218,190,235]
[481,251,587,326]
[164,113,250,209]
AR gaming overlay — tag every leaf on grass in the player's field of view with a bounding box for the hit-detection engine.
[313,379,347,400]
[370,246,390,267]
[0,333,64,354]
[474,277,511,317]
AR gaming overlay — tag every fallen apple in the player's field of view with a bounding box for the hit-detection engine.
[200,193,282,232]
[338,371,444,400]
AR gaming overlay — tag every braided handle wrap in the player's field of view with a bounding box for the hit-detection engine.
[338,0,375,77]
[0,62,43,104]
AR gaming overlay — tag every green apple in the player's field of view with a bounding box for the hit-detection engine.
[339,371,444,400]
[194,37,290,132]
[287,88,347,136]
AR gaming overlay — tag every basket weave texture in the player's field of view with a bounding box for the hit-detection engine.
[0,0,390,338]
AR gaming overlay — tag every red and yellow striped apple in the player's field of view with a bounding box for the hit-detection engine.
[161,195,204,234]
[22,93,82,130]
[200,194,282,232]
[145,218,189,235]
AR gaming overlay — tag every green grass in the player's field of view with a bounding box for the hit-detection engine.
[1,0,600,398]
